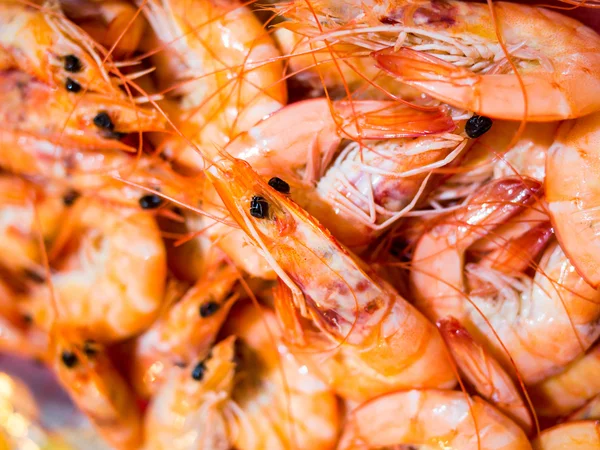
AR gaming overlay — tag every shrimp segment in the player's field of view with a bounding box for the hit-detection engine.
[438,317,533,435]
[370,1,600,120]
[206,154,455,400]
[337,389,532,449]
[532,421,600,450]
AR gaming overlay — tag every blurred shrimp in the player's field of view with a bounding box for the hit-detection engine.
[546,111,600,288]
[411,177,600,384]
[337,389,531,449]
[203,152,456,401]
[60,0,146,58]
[532,421,600,450]
[22,196,167,342]
[438,317,533,435]
[131,260,240,398]
[530,343,600,419]
[569,395,600,422]
[136,0,287,171]
[52,331,143,449]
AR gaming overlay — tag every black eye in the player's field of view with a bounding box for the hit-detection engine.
[268,177,290,194]
[465,115,493,138]
[93,112,114,131]
[199,301,220,318]
[23,268,45,284]
[61,351,78,368]
[138,194,163,209]
[62,189,80,206]
[64,55,82,73]
[83,340,97,357]
[250,196,269,219]
[191,361,207,381]
[65,77,81,93]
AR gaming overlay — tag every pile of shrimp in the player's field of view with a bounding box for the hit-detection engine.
[2,0,600,448]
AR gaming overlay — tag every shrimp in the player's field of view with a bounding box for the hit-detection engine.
[142,336,237,450]
[224,303,339,450]
[135,0,287,171]
[204,152,456,401]
[569,395,600,422]
[411,177,600,384]
[337,389,531,449]
[280,0,600,120]
[438,317,533,435]
[131,260,240,398]
[52,330,143,449]
[532,421,600,450]
[21,195,167,342]
[546,111,600,288]
[0,70,163,152]
[530,343,600,419]
[59,0,146,58]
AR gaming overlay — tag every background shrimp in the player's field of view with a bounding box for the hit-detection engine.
[532,421,600,450]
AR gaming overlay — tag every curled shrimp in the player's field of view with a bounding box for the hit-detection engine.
[203,152,456,401]
[22,195,167,342]
[530,343,600,419]
[136,0,287,171]
[52,330,143,449]
[438,317,533,435]
[532,421,600,449]
[411,177,600,384]
[131,259,240,398]
[337,389,531,449]
[546,110,600,288]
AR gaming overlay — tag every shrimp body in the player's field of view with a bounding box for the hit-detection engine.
[546,111,600,288]
[137,0,286,170]
[411,177,600,384]
[206,155,456,400]
[23,197,167,342]
[337,389,532,449]
[53,333,143,450]
[132,262,239,398]
[532,421,600,450]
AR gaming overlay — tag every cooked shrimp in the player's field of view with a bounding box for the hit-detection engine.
[204,152,456,401]
[411,177,600,384]
[569,395,600,422]
[143,336,237,450]
[0,70,163,152]
[337,389,531,449]
[438,317,533,435]
[546,111,600,288]
[131,260,240,398]
[532,421,600,450]
[530,343,600,419]
[60,0,146,58]
[224,303,339,450]
[52,330,143,450]
[136,0,287,171]
[22,196,167,342]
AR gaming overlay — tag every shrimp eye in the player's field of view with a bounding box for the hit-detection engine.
[64,55,82,73]
[65,77,81,93]
[83,340,98,357]
[23,268,46,283]
[62,189,80,206]
[268,177,290,194]
[191,361,207,381]
[93,112,115,131]
[61,351,79,368]
[139,194,163,209]
[199,301,220,318]
[21,314,32,325]
[250,196,269,219]
[465,115,493,138]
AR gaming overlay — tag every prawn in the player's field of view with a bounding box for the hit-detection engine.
[204,151,456,401]
[337,389,531,449]
[280,0,600,120]
[410,177,600,384]
[532,421,600,450]
[21,195,167,342]
[546,110,600,288]
[135,0,287,171]
[131,259,240,398]
[438,317,533,435]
